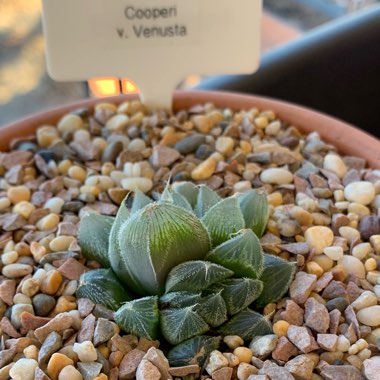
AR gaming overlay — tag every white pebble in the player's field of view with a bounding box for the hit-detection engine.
[121,177,153,193]
[338,255,366,279]
[305,226,334,254]
[0,197,11,211]
[352,243,372,260]
[74,129,91,142]
[357,305,380,326]
[339,226,361,243]
[337,335,350,352]
[128,138,146,152]
[124,162,141,178]
[351,291,378,311]
[1,250,19,265]
[85,175,114,191]
[105,114,129,131]
[44,197,65,214]
[323,154,347,178]
[205,350,229,375]
[260,168,293,185]
[233,181,252,193]
[370,235,380,254]
[73,341,97,362]
[323,246,343,261]
[344,181,375,205]
[9,358,38,380]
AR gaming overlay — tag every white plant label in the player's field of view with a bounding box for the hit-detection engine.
[42,0,262,109]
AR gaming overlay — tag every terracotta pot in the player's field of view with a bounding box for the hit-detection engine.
[1,91,379,168]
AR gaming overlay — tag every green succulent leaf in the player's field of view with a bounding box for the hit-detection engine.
[221,278,264,315]
[238,189,269,237]
[109,197,145,294]
[167,335,221,368]
[160,183,193,212]
[131,190,152,214]
[202,197,245,246]
[219,308,272,340]
[194,185,221,218]
[255,254,296,308]
[160,291,201,308]
[78,213,114,268]
[196,291,227,327]
[118,203,211,295]
[114,296,159,340]
[76,269,131,311]
[160,306,209,345]
[165,260,234,293]
[206,229,264,279]
[172,182,199,209]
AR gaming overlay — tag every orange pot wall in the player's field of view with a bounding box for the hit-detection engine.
[1,91,379,168]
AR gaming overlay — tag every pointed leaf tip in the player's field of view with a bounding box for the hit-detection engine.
[194,185,221,217]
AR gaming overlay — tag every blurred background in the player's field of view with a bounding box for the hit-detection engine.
[0,0,378,125]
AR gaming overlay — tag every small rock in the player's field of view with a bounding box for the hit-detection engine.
[363,356,380,380]
[351,290,377,311]
[359,215,380,241]
[0,316,20,338]
[94,318,115,346]
[168,365,200,377]
[58,258,86,281]
[33,294,56,317]
[337,255,365,279]
[195,144,214,160]
[206,350,229,375]
[323,246,344,261]
[323,154,347,178]
[322,281,348,300]
[304,297,330,333]
[20,312,51,330]
[215,136,234,155]
[1,150,33,170]
[78,298,95,317]
[136,359,161,380]
[38,331,63,364]
[150,145,180,167]
[344,181,375,205]
[191,157,218,181]
[320,365,362,380]
[34,367,51,380]
[77,313,96,343]
[121,177,153,193]
[304,226,334,254]
[11,303,34,329]
[143,347,172,379]
[58,365,83,380]
[356,305,380,326]
[175,134,205,154]
[259,361,295,380]
[47,353,74,380]
[0,347,16,368]
[289,272,317,304]
[73,341,97,362]
[287,326,319,353]
[118,349,145,380]
[284,354,314,380]
[0,279,16,305]
[249,335,278,358]
[34,312,73,343]
[110,334,133,354]
[77,362,102,380]
[9,358,38,380]
[102,141,123,163]
[2,263,33,278]
[212,366,233,380]
[260,168,293,185]
[237,363,258,379]
[280,300,304,326]
[317,334,338,351]
[272,337,298,362]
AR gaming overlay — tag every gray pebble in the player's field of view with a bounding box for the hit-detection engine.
[77,362,102,380]
[33,294,56,317]
[62,201,85,213]
[247,152,271,164]
[359,215,380,241]
[102,141,123,163]
[38,331,62,364]
[175,134,205,154]
[11,304,34,329]
[94,318,115,346]
[195,144,214,160]
[325,297,349,313]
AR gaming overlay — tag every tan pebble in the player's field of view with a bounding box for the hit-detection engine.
[240,141,252,153]
[57,114,83,134]
[312,254,334,271]
[205,350,229,375]
[339,226,360,243]
[357,306,380,326]
[7,186,31,204]
[337,255,365,279]
[273,320,290,337]
[47,353,74,380]
[352,242,372,260]
[121,177,153,193]
[191,157,217,181]
[12,201,35,219]
[73,129,91,142]
[2,263,33,278]
[254,116,268,129]
[344,181,375,205]
[233,181,252,193]
[97,343,110,359]
[1,250,19,265]
[58,365,83,380]
[4,240,16,253]
[96,102,117,113]
[365,258,377,272]
[13,293,32,304]
[68,166,87,182]
[40,270,63,295]
[267,192,283,207]
[370,235,380,254]
[44,197,65,214]
[266,120,281,135]
[348,202,370,218]
[23,345,39,360]
[305,226,334,254]
[105,114,129,131]
[54,296,77,314]
[223,335,244,350]
[222,353,240,367]
[192,115,214,133]
[128,138,146,152]
[37,126,59,147]
[357,348,371,361]
[233,347,253,364]
[323,154,347,178]
[80,185,101,197]
[58,159,72,175]
[94,375,108,380]
[237,362,258,379]
[215,136,234,155]
[108,188,129,205]
[36,213,60,231]
[73,341,97,362]
[323,246,344,261]
[346,355,363,369]
[85,175,115,191]
[336,335,350,352]
[306,261,324,277]
[49,236,76,252]
[260,168,293,185]
[0,197,11,211]
[21,278,40,297]
[30,242,47,263]
[9,358,38,380]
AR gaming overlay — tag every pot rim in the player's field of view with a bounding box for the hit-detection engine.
[1,90,379,168]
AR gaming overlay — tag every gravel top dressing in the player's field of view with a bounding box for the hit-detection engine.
[0,100,379,380]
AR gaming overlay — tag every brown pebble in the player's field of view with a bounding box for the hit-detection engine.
[34,313,73,343]
[212,366,233,380]
[280,300,304,326]
[20,312,51,330]
[118,349,145,380]
[78,298,95,317]
[110,351,124,367]
[40,270,62,295]
[0,316,21,338]
[0,279,16,305]
[47,353,74,380]
[287,325,319,353]
[77,313,96,343]
[304,297,330,333]
[272,336,298,362]
[289,272,317,304]
[329,309,342,335]
[57,258,86,281]
[137,337,160,352]
[168,365,201,377]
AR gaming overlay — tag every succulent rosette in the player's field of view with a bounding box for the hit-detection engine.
[77,182,295,365]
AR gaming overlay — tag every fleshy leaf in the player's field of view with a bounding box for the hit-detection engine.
[238,189,269,237]
[76,269,131,311]
[78,213,114,268]
[109,197,145,294]
[165,261,233,293]
[196,291,227,327]
[221,278,264,315]
[131,190,152,214]
[160,291,201,308]
[160,306,209,345]
[114,296,159,340]
[219,308,272,340]
[206,229,264,279]
[118,203,211,295]
[160,184,193,212]
[255,254,296,308]
[202,197,245,246]
[194,185,221,218]
[172,182,199,209]
[167,335,221,367]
